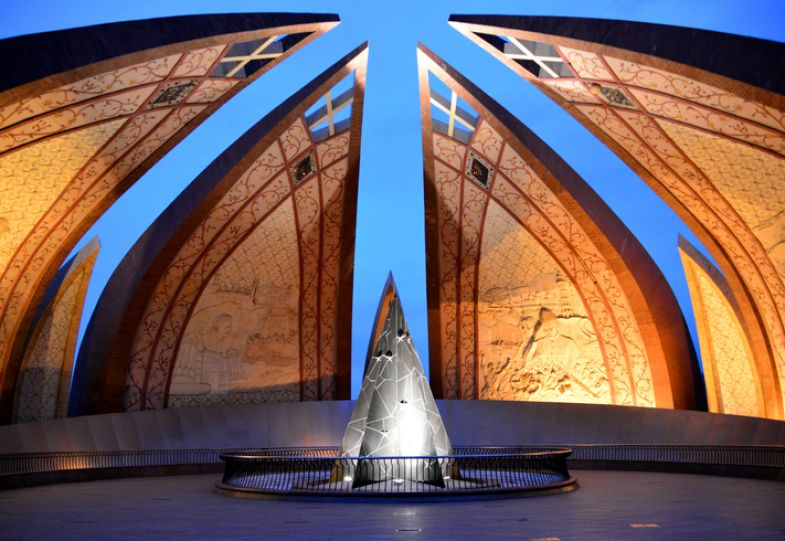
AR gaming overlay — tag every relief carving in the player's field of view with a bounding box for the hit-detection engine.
[428,95,652,404]
[531,43,785,408]
[169,201,300,403]
[479,265,609,403]
[169,287,299,398]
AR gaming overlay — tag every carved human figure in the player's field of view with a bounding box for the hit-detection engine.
[200,313,243,393]
[485,306,607,403]
[170,312,244,395]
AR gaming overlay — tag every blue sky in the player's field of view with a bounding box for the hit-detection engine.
[2,0,784,398]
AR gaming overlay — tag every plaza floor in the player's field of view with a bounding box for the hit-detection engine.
[0,470,784,540]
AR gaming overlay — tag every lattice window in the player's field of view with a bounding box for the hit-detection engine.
[475,32,573,79]
[211,33,311,78]
[305,73,355,142]
[428,72,478,144]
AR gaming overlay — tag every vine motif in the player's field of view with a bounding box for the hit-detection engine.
[172,46,225,78]
[604,56,785,133]
[294,180,321,401]
[125,139,289,408]
[0,86,156,153]
[434,161,461,398]
[578,103,785,399]
[0,54,180,129]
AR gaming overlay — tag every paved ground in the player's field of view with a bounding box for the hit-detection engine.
[0,470,784,540]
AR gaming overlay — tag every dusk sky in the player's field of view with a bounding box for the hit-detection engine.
[2,0,784,397]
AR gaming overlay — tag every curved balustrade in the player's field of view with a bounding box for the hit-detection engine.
[2,444,784,490]
[218,447,575,498]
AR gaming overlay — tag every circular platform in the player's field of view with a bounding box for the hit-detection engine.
[217,446,576,500]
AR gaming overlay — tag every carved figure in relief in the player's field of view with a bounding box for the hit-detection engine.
[169,281,299,397]
[479,272,610,404]
[170,312,243,395]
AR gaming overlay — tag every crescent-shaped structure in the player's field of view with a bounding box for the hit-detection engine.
[11,237,99,423]
[679,236,766,417]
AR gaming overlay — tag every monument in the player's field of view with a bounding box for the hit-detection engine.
[417,44,700,409]
[217,277,575,498]
[0,12,340,424]
[448,15,785,419]
[336,274,455,487]
[71,43,368,415]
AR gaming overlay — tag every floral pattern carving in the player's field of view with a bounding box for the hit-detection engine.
[680,245,762,417]
[125,111,356,409]
[470,120,504,164]
[604,56,785,133]
[0,86,155,153]
[428,79,656,406]
[0,31,307,394]
[433,160,462,397]
[0,54,180,129]
[280,118,311,161]
[629,88,785,156]
[294,177,321,401]
[316,132,350,167]
[433,133,466,170]
[558,46,614,81]
[319,158,349,399]
[544,80,600,103]
[186,79,239,104]
[172,46,226,77]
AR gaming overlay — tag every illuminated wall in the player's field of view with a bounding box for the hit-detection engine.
[418,45,698,408]
[452,15,784,417]
[75,45,367,412]
[679,237,764,417]
[0,13,338,421]
[12,239,98,422]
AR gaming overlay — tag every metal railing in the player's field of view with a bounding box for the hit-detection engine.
[1,444,783,483]
[0,448,248,476]
[547,444,785,468]
[218,447,574,496]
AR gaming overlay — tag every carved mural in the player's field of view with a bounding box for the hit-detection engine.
[452,20,785,417]
[420,48,676,407]
[0,18,332,420]
[123,66,362,410]
[169,201,301,405]
[478,201,609,404]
